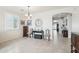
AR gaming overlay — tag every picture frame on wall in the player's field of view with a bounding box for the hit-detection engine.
[27,20,32,26]
[66,19,67,26]
[21,20,25,25]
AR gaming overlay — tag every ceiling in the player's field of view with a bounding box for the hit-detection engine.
[53,13,72,20]
[0,6,69,14]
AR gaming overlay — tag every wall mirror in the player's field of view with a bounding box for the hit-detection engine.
[35,19,43,27]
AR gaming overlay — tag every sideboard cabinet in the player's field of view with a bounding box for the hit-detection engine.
[23,26,28,37]
[71,33,79,53]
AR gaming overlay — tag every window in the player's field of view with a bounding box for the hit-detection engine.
[5,15,20,31]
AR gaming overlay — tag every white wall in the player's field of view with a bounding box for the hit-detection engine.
[0,9,22,43]
[0,7,78,43]
[31,11,52,39]
[31,7,73,39]
[72,7,79,33]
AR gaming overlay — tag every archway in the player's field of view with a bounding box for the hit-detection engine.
[52,12,72,39]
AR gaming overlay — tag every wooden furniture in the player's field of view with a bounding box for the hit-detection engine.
[32,30,44,39]
[62,30,68,37]
[23,26,28,37]
[71,33,79,53]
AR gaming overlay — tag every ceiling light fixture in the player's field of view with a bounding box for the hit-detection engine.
[25,6,32,20]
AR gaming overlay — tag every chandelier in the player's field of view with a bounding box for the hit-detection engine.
[25,6,32,20]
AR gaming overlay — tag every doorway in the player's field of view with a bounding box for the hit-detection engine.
[52,13,72,39]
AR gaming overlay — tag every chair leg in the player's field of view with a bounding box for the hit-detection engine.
[75,49,78,53]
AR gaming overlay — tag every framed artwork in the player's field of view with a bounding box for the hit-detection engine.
[27,20,32,26]
[66,19,67,26]
[21,20,25,25]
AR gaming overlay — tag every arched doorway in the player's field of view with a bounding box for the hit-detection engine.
[52,13,72,39]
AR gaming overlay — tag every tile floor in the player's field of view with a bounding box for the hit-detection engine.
[0,30,71,53]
